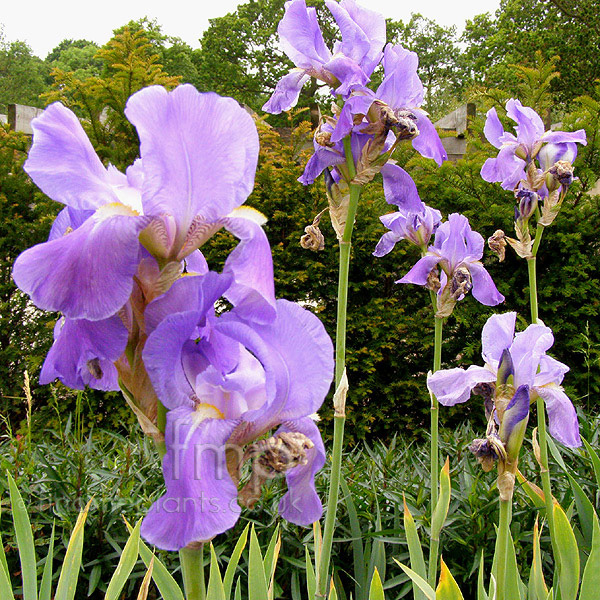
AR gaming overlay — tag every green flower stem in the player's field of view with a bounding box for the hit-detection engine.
[316,139,361,600]
[527,223,558,569]
[496,498,512,600]
[428,313,444,587]
[179,544,206,600]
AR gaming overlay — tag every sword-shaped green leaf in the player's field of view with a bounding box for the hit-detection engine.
[104,519,141,600]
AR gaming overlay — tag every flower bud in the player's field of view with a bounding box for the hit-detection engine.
[515,189,539,222]
[498,384,530,463]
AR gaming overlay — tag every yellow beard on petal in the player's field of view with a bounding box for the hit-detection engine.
[96,202,141,219]
[193,402,225,424]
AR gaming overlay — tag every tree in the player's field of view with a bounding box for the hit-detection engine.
[462,0,600,105]
[44,27,180,169]
[388,14,464,119]
[45,39,103,80]
[0,29,49,112]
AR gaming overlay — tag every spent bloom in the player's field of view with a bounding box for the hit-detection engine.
[13,85,272,323]
[481,98,586,191]
[140,272,334,550]
[427,312,581,448]
[398,213,504,315]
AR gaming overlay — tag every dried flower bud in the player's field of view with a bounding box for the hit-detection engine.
[547,160,574,191]
[394,109,419,140]
[300,212,325,251]
[469,435,505,472]
[315,130,334,148]
[450,265,472,300]
[425,267,441,293]
[239,432,314,508]
[488,230,506,262]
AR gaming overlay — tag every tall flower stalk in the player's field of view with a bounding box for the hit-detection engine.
[316,140,361,599]
[481,98,587,580]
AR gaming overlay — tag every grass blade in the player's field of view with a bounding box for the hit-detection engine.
[136,556,154,600]
[207,544,226,600]
[340,478,366,600]
[580,510,600,600]
[39,522,56,600]
[7,472,37,600]
[553,502,580,600]
[223,523,249,600]
[436,558,465,600]
[305,545,316,600]
[104,519,141,600]
[55,498,92,600]
[369,567,385,600]
[393,559,436,600]
[248,526,268,600]
[125,520,184,600]
[402,495,427,600]
[528,519,548,600]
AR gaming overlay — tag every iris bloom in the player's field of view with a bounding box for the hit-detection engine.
[398,213,504,308]
[373,203,442,256]
[331,44,447,166]
[139,272,334,550]
[13,85,273,323]
[427,312,581,447]
[481,99,586,191]
[263,0,386,113]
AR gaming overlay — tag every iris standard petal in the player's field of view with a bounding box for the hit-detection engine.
[278,0,331,68]
[506,98,545,149]
[143,273,233,408]
[483,107,505,149]
[125,85,259,230]
[39,315,127,391]
[326,0,371,66]
[24,103,120,211]
[468,261,505,306]
[510,324,554,387]
[427,365,496,406]
[276,417,326,525]
[535,354,569,387]
[377,44,423,108]
[140,408,241,550]
[535,385,581,447]
[481,312,516,367]
[13,207,148,321]
[334,0,385,75]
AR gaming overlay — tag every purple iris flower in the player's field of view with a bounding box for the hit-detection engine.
[263,0,386,113]
[13,85,273,322]
[332,44,447,165]
[427,312,581,447]
[373,203,442,256]
[481,99,586,190]
[398,213,504,307]
[139,272,334,550]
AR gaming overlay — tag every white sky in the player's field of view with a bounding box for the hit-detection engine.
[1,0,500,59]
